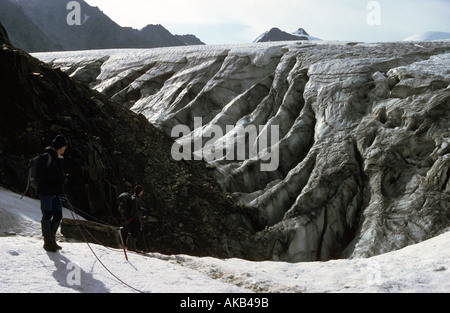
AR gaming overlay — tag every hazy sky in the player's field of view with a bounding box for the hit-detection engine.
[84,0,450,45]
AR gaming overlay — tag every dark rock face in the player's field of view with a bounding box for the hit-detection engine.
[0,25,254,259]
[36,40,450,262]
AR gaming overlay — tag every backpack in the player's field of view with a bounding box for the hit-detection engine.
[117,192,132,225]
[21,152,52,199]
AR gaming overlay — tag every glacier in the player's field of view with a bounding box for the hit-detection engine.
[33,40,450,262]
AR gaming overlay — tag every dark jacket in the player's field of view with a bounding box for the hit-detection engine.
[37,147,65,196]
[128,194,143,238]
[129,194,142,221]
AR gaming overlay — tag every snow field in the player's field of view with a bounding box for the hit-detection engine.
[0,188,449,293]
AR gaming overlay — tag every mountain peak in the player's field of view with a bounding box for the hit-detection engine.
[294,28,310,36]
[254,27,316,43]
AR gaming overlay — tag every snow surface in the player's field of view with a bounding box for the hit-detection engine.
[0,187,449,293]
[403,31,450,42]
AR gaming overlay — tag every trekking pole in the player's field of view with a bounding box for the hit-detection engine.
[118,227,128,261]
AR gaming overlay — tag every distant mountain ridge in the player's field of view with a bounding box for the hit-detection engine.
[0,0,204,52]
[254,27,321,43]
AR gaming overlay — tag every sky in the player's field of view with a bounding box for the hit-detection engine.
[84,0,450,45]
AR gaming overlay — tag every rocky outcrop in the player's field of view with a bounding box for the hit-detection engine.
[34,41,450,262]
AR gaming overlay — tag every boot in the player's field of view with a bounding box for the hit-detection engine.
[50,220,62,250]
[41,220,57,252]
[43,237,57,252]
[52,235,62,250]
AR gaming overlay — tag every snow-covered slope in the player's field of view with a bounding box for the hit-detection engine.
[1,187,449,293]
[403,31,450,42]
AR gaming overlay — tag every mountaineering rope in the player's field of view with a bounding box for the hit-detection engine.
[62,193,146,293]
[58,196,127,258]
[63,200,115,227]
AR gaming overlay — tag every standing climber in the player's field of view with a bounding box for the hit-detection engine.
[126,185,144,252]
[37,135,68,252]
